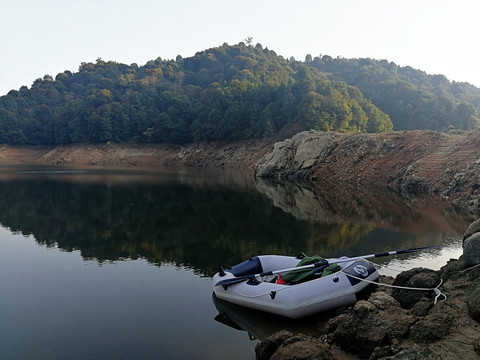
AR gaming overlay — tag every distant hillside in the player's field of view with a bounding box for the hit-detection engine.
[0,42,478,145]
[307,55,480,130]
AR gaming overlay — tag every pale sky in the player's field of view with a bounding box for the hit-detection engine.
[1,0,479,96]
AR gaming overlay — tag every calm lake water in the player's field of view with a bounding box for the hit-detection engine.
[0,165,466,360]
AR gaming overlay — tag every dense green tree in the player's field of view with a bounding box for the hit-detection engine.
[3,42,478,145]
[455,102,479,130]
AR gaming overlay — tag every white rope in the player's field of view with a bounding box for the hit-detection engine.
[459,263,480,273]
[340,271,447,305]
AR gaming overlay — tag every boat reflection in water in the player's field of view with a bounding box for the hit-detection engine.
[213,293,328,342]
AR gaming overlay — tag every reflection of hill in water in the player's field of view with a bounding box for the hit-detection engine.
[0,168,468,276]
[254,177,466,235]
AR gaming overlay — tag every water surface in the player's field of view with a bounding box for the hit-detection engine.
[0,166,467,359]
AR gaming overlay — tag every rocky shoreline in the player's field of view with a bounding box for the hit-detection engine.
[2,130,479,218]
[255,130,480,220]
[0,139,274,170]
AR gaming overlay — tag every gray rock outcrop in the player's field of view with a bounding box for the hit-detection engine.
[254,131,338,181]
[254,130,480,219]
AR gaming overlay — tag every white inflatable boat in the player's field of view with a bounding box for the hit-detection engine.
[212,254,379,319]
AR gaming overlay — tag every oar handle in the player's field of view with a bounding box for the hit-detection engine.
[333,245,444,263]
[373,245,443,258]
[395,246,443,254]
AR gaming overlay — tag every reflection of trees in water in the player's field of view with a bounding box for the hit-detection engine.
[0,173,467,276]
[0,177,318,275]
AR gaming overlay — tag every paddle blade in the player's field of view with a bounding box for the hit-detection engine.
[214,275,252,288]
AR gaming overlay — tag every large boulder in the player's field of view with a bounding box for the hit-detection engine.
[255,330,332,360]
[254,131,338,181]
[467,278,480,323]
[463,218,480,244]
[254,139,295,180]
[438,257,470,281]
[325,297,415,356]
[391,268,440,309]
[409,302,456,343]
[463,232,480,265]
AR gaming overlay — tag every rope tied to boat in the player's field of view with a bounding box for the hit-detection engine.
[340,271,447,305]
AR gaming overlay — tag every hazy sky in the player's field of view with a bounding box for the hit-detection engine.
[1,0,479,96]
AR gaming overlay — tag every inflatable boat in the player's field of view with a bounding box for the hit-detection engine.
[212,254,379,319]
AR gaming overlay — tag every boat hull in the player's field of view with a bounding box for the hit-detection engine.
[212,255,379,319]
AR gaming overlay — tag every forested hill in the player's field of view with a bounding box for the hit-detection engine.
[307,55,480,130]
[0,43,392,145]
[0,42,478,145]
